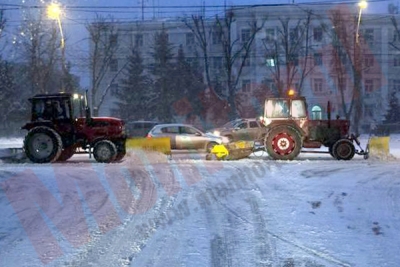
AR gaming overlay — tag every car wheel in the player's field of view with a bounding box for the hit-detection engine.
[24,126,63,163]
[206,142,218,153]
[265,125,302,160]
[93,140,117,163]
[332,139,355,160]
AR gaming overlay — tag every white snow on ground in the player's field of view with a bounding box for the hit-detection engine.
[0,135,399,267]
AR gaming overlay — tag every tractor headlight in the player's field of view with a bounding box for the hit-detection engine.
[213,131,220,136]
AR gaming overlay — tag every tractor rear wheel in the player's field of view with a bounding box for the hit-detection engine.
[24,126,62,163]
[332,139,355,160]
[93,140,117,163]
[265,125,302,160]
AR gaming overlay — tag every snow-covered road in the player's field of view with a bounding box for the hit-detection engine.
[0,136,400,267]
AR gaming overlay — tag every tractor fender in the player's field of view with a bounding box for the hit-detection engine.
[266,121,305,140]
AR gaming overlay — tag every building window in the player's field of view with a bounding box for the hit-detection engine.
[314,53,322,66]
[110,83,119,96]
[242,79,251,92]
[313,27,323,42]
[135,34,143,47]
[241,29,251,43]
[393,30,400,42]
[365,79,374,94]
[109,33,118,47]
[394,56,400,67]
[311,105,322,120]
[392,79,400,92]
[212,31,221,45]
[313,78,323,93]
[364,104,374,118]
[213,56,222,69]
[266,57,276,67]
[109,58,118,72]
[289,53,299,66]
[363,28,374,45]
[186,32,195,46]
[265,28,275,42]
[290,28,299,43]
[364,54,374,67]
[262,79,277,91]
[242,55,250,66]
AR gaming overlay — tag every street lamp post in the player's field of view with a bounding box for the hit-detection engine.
[47,3,67,91]
[354,0,367,135]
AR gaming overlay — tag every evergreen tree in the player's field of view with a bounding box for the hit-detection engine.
[115,48,152,121]
[174,46,206,124]
[150,25,176,122]
[383,91,400,124]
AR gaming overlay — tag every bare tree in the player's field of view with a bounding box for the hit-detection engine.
[86,15,127,116]
[328,7,364,134]
[183,15,213,91]
[15,11,60,94]
[262,11,315,96]
[215,10,264,116]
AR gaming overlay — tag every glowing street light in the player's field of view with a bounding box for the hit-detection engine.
[47,3,67,91]
[356,0,368,43]
[47,3,64,48]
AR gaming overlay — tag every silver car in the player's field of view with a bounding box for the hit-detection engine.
[147,123,229,151]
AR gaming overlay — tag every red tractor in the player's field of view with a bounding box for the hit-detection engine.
[21,92,126,163]
[260,94,367,160]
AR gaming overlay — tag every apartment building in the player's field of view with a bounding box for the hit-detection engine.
[92,4,400,131]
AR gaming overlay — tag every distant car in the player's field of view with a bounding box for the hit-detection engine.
[147,123,229,151]
[126,121,160,138]
[208,118,267,143]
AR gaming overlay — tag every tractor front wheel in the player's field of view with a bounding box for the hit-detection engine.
[265,126,302,160]
[332,139,355,160]
[93,140,117,163]
[24,126,63,163]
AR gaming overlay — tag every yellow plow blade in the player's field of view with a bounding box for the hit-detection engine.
[206,141,254,160]
[126,137,171,155]
[368,136,390,158]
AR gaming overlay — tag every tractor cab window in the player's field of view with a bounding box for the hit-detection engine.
[265,99,290,118]
[291,99,307,118]
[34,99,68,121]
[72,94,85,118]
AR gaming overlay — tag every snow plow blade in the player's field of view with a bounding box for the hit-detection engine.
[0,148,26,162]
[367,136,390,158]
[206,141,254,160]
[125,137,171,155]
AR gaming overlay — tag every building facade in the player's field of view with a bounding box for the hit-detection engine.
[91,4,400,132]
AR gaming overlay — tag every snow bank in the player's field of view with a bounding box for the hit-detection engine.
[125,148,171,165]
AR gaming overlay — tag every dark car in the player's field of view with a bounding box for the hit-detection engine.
[147,123,229,151]
[126,121,160,138]
[208,118,267,143]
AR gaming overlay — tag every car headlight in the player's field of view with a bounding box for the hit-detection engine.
[213,131,220,136]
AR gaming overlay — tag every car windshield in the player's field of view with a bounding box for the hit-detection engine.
[221,119,243,128]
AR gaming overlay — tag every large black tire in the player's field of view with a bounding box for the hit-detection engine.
[206,141,218,153]
[265,125,302,160]
[332,139,355,160]
[24,126,63,163]
[93,140,117,163]
[114,143,126,162]
[57,146,76,162]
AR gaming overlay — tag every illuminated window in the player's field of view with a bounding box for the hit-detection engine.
[311,105,322,120]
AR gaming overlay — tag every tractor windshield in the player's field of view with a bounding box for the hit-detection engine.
[291,99,307,118]
[264,99,290,118]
